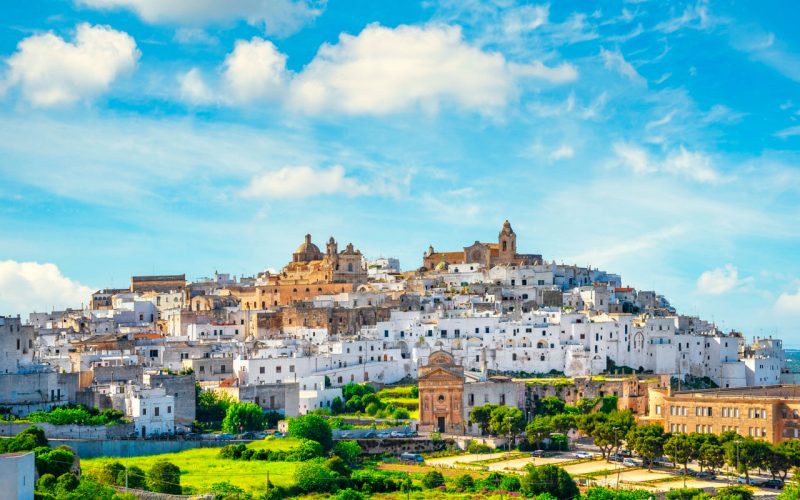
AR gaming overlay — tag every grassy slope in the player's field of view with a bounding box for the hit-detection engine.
[82,437,301,494]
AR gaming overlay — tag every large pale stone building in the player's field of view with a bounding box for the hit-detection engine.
[418,350,465,434]
[422,220,542,271]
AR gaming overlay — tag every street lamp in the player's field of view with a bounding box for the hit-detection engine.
[734,439,742,484]
[613,426,621,489]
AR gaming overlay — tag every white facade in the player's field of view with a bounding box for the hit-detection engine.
[125,385,176,437]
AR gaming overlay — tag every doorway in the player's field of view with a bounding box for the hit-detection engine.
[437,417,445,433]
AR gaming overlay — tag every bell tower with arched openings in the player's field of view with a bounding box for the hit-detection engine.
[498,220,516,264]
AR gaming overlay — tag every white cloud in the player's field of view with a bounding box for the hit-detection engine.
[3,23,139,106]
[287,23,576,115]
[76,0,321,37]
[549,144,574,160]
[241,165,369,199]
[697,264,739,294]
[613,142,723,183]
[178,68,214,104]
[502,4,549,36]
[0,261,92,315]
[775,289,800,315]
[775,125,800,139]
[600,48,645,84]
[645,111,675,130]
[655,1,713,33]
[223,37,288,104]
[173,28,218,45]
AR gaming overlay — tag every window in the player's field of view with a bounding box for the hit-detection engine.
[438,394,445,402]
[260,367,265,374]
[276,366,282,373]
[168,406,172,414]
[290,365,295,373]
[154,407,160,417]
[142,407,146,415]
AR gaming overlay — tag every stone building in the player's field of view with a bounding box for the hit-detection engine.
[643,385,800,444]
[130,274,186,293]
[422,220,542,271]
[418,351,465,434]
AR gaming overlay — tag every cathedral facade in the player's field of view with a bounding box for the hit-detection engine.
[422,220,542,271]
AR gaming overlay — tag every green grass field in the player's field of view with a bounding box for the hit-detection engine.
[82,437,301,494]
[377,386,419,418]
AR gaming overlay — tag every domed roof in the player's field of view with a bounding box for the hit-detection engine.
[295,234,321,255]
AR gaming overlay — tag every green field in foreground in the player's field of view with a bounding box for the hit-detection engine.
[82,437,301,494]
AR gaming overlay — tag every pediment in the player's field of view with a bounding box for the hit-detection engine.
[420,366,464,382]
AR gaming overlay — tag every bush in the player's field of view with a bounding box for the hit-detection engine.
[467,442,493,454]
[500,474,521,492]
[36,447,75,477]
[147,460,181,494]
[121,465,147,489]
[454,474,474,491]
[0,426,48,453]
[210,481,251,500]
[287,414,333,451]
[667,488,706,500]
[715,485,754,500]
[325,456,350,477]
[334,440,362,466]
[336,488,364,500]
[521,464,578,499]
[291,439,324,461]
[36,473,57,491]
[294,458,336,493]
[422,471,445,489]
[391,407,410,419]
[55,473,79,494]
[97,461,125,485]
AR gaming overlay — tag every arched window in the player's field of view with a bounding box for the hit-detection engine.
[438,394,445,402]
[502,241,507,252]
[347,263,353,272]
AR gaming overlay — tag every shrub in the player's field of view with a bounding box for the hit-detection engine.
[391,407,410,419]
[500,474,521,492]
[121,465,147,489]
[290,439,324,461]
[454,474,475,490]
[334,440,362,466]
[55,473,79,494]
[667,488,706,500]
[468,442,493,454]
[521,464,578,499]
[0,426,48,453]
[336,488,364,500]
[325,456,351,477]
[36,447,75,477]
[147,460,181,494]
[294,458,336,493]
[422,471,445,489]
[715,485,753,500]
[210,481,251,500]
[97,461,125,485]
[36,473,57,491]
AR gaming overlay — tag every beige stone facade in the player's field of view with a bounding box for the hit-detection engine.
[422,220,542,271]
[643,385,800,444]
[418,351,465,434]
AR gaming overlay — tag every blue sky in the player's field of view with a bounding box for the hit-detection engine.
[0,0,799,346]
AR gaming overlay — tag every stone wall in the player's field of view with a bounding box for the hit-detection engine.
[0,422,135,440]
[356,437,450,455]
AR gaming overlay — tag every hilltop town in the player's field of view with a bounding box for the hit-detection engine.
[1,221,791,440]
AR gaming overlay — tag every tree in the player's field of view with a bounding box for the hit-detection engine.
[454,473,474,490]
[55,473,79,495]
[196,386,231,427]
[36,447,76,477]
[294,458,336,493]
[489,406,525,448]
[325,456,351,477]
[535,396,565,416]
[291,439,324,461]
[698,443,725,474]
[724,438,770,483]
[288,414,333,451]
[626,424,665,471]
[526,416,554,450]
[210,481,251,500]
[422,470,445,489]
[470,405,497,435]
[500,474,521,491]
[665,433,695,477]
[147,460,181,494]
[550,413,576,435]
[97,461,125,485]
[764,444,792,481]
[334,440,362,466]
[715,485,753,500]
[521,464,579,499]
[336,488,365,500]
[222,402,265,433]
[576,410,634,458]
[36,473,57,492]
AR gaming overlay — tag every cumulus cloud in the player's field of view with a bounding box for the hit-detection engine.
[2,23,139,106]
[0,261,92,315]
[287,23,576,114]
[223,37,287,104]
[76,0,321,37]
[613,142,723,183]
[600,48,645,84]
[241,165,370,199]
[696,264,739,294]
[775,289,800,315]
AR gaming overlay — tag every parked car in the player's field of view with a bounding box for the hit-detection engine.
[609,453,624,462]
[531,450,545,457]
[341,432,352,438]
[761,479,784,489]
[215,433,235,440]
[737,476,759,485]
[363,431,377,438]
[400,452,424,463]
[622,458,641,467]
[575,451,593,459]
[390,431,406,438]
[619,448,632,456]
[696,471,716,480]
[377,432,390,438]
[238,432,257,440]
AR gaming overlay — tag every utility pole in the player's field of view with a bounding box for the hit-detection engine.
[266,470,270,495]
